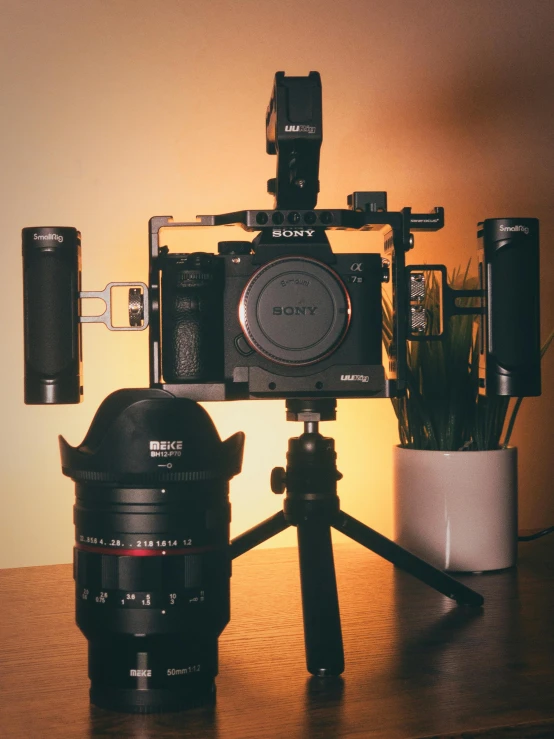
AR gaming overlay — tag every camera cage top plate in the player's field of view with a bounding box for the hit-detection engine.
[148,204,444,243]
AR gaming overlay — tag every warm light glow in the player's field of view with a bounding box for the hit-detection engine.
[3,0,553,568]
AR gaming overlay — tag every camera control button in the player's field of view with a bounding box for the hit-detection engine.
[234,334,255,356]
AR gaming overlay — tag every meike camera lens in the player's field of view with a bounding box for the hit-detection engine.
[60,389,244,713]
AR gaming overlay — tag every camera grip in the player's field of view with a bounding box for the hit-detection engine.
[478,218,541,396]
[161,255,223,382]
[22,227,82,404]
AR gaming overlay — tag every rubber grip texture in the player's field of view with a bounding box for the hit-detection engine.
[160,254,223,383]
[22,226,82,403]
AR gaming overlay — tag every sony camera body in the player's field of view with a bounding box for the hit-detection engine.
[157,226,385,400]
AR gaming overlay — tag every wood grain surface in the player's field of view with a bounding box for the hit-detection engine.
[1,536,554,739]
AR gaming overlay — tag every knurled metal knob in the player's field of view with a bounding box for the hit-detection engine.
[128,288,144,327]
[410,305,428,333]
[410,272,426,302]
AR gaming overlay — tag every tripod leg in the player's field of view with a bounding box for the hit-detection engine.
[230,511,289,559]
[333,511,483,607]
[297,521,345,676]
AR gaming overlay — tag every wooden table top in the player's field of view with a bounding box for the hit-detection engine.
[1,536,554,739]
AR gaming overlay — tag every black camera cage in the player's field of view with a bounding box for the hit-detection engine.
[133,70,481,400]
[146,203,450,398]
[78,69,481,402]
[24,71,540,406]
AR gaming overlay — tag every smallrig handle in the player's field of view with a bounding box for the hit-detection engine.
[22,227,82,404]
[478,218,541,396]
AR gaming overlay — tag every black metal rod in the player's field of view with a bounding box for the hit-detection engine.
[230,511,289,559]
[333,511,484,607]
[297,521,345,676]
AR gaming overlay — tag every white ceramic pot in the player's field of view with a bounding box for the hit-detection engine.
[393,446,518,573]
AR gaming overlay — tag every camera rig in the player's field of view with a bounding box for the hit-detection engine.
[22,71,542,708]
[23,72,540,406]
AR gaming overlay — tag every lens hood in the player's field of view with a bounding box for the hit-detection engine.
[59,388,244,484]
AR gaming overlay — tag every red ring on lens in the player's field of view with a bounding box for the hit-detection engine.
[76,543,214,557]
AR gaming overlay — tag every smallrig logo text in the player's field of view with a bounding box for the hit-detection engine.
[272,229,315,238]
[285,124,316,134]
[150,440,183,458]
[499,224,530,235]
[341,374,370,383]
[34,232,64,243]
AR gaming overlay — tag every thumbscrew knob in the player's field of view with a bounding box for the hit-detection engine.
[270,467,287,494]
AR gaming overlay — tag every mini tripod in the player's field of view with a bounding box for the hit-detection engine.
[230,399,484,676]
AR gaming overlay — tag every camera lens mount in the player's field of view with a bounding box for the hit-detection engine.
[238,256,351,365]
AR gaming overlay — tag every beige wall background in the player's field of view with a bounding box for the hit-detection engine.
[1,0,552,568]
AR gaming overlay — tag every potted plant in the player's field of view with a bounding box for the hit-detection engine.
[383,266,553,572]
